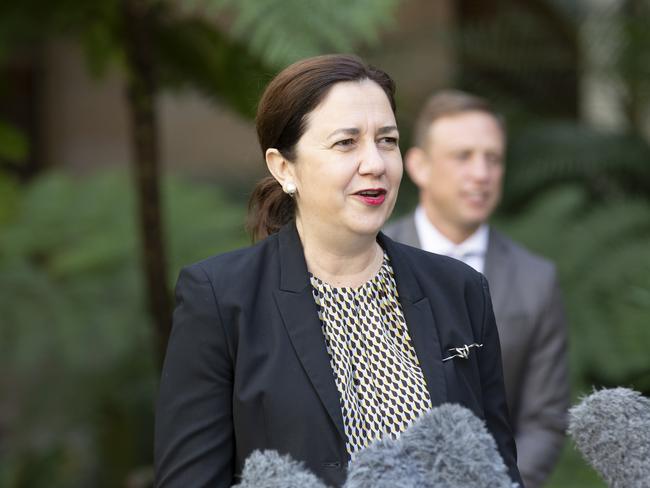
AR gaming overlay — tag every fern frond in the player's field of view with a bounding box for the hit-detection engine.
[502,122,650,211]
[154,16,271,117]
[195,0,399,67]
[497,186,650,390]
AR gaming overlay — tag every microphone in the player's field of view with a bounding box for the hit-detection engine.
[344,436,429,487]
[237,403,516,487]
[235,450,329,488]
[568,387,650,487]
[346,403,517,488]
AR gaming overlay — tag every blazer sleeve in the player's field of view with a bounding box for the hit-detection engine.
[154,264,235,488]
[477,274,524,487]
[513,272,569,488]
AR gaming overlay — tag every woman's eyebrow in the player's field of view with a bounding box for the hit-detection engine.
[327,128,360,139]
[327,126,398,139]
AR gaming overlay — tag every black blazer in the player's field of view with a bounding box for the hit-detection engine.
[154,222,522,487]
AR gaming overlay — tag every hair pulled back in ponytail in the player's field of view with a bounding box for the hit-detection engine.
[246,176,296,241]
[246,54,396,241]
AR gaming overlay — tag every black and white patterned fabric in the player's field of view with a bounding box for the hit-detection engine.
[310,253,432,457]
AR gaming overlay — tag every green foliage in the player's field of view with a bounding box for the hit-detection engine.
[586,0,650,128]
[457,0,650,130]
[0,173,21,226]
[195,0,400,67]
[457,0,579,119]
[153,15,271,117]
[496,185,650,393]
[0,169,247,487]
[503,121,650,212]
[0,120,24,226]
[546,441,606,487]
[76,1,123,77]
[1,0,401,120]
[459,7,575,76]
[0,120,28,163]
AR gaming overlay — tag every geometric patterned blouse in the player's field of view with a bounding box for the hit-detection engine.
[310,253,433,457]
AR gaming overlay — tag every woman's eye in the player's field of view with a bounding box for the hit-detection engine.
[379,137,398,147]
[334,139,355,148]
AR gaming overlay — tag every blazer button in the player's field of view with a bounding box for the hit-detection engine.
[322,461,341,468]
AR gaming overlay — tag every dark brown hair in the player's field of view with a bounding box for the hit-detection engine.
[247,54,396,241]
[412,89,505,149]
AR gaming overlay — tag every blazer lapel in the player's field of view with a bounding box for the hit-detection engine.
[273,223,346,440]
[379,233,448,407]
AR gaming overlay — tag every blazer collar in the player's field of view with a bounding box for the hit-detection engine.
[275,222,346,440]
[377,231,424,302]
[277,222,425,302]
[278,221,312,293]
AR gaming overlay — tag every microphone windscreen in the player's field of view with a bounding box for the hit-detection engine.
[345,436,430,488]
[235,450,329,488]
[347,403,515,488]
[568,387,650,487]
[399,403,516,488]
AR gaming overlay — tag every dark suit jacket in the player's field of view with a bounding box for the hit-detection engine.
[154,222,522,487]
[384,213,569,488]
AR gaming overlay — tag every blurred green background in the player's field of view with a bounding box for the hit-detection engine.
[1,0,649,486]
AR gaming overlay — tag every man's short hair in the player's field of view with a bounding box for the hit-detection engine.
[412,90,505,149]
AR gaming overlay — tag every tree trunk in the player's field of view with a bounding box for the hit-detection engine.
[123,0,172,368]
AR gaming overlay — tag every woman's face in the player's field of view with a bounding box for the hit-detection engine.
[290,79,403,241]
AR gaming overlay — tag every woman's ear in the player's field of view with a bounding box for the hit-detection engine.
[404,147,430,190]
[266,148,297,193]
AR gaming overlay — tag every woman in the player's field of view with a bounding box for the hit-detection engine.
[154,54,521,487]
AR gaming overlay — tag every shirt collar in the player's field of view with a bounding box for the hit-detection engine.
[414,205,489,260]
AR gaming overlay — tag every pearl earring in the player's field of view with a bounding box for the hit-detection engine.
[284,182,297,196]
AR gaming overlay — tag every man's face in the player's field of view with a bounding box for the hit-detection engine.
[414,110,505,238]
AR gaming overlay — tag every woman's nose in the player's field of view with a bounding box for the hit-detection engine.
[358,142,386,175]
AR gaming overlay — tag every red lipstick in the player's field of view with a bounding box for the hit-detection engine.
[354,188,386,206]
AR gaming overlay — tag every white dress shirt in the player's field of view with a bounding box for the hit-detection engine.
[413,205,489,273]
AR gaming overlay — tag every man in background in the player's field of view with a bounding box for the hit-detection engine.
[384,90,569,488]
